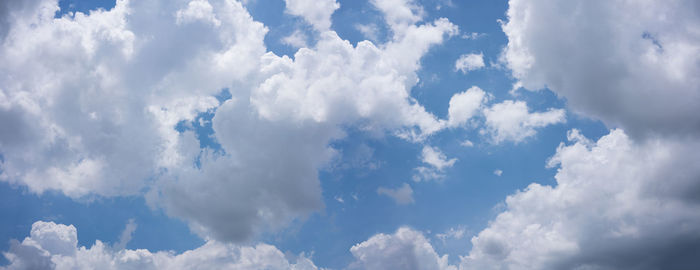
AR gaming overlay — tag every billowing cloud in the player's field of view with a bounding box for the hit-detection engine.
[500,0,700,137]
[461,129,700,269]
[349,227,456,270]
[377,183,415,205]
[283,0,339,31]
[454,53,485,74]
[482,100,565,144]
[0,0,459,243]
[0,221,320,270]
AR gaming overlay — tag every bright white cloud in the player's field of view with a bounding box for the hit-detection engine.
[349,227,456,270]
[500,0,700,137]
[447,86,486,128]
[482,100,565,144]
[0,221,320,270]
[371,0,424,37]
[377,183,415,205]
[454,53,485,73]
[413,145,457,182]
[284,0,339,31]
[493,169,502,176]
[461,129,700,269]
[0,0,459,243]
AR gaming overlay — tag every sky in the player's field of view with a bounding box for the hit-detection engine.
[0,0,698,269]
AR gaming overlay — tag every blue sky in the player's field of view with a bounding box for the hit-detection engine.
[1,0,698,269]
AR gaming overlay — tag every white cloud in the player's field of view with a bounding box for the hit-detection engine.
[349,227,457,270]
[447,86,486,128]
[282,29,309,48]
[454,53,485,73]
[482,100,565,144]
[461,129,700,269]
[284,0,339,31]
[413,146,456,182]
[0,0,458,243]
[377,183,415,205]
[0,221,320,270]
[371,0,425,38]
[493,169,502,176]
[436,226,468,243]
[500,0,700,137]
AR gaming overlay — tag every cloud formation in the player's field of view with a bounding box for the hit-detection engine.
[0,221,319,270]
[501,0,700,137]
[461,129,700,269]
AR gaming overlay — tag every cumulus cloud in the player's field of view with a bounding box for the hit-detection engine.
[0,221,319,270]
[377,183,415,205]
[413,146,457,182]
[500,0,700,137]
[461,129,700,269]
[447,86,486,128]
[349,227,456,270]
[0,0,458,243]
[482,100,565,144]
[454,53,485,74]
[284,0,339,31]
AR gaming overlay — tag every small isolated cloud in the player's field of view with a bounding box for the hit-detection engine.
[282,29,308,48]
[113,219,137,250]
[377,183,414,205]
[460,140,474,147]
[455,53,485,73]
[355,23,380,42]
[482,100,565,144]
[413,146,457,182]
[436,226,468,243]
[334,195,345,203]
[461,32,485,40]
[447,86,487,128]
[493,169,502,176]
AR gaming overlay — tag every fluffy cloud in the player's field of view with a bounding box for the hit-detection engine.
[377,183,415,205]
[413,146,456,182]
[0,221,320,270]
[482,100,565,144]
[0,0,459,244]
[500,0,700,137]
[283,0,339,31]
[349,227,456,270]
[461,129,700,269]
[447,86,486,128]
[454,53,485,74]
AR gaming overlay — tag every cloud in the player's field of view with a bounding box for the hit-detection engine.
[349,227,456,270]
[454,53,485,73]
[413,146,457,182]
[500,0,700,137]
[436,226,468,243]
[0,221,320,270]
[113,219,137,250]
[283,0,339,31]
[282,29,309,48]
[377,183,415,205]
[492,169,502,176]
[0,0,458,243]
[461,129,700,269]
[482,100,565,144]
[447,86,486,128]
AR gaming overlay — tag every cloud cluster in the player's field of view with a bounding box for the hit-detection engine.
[413,146,456,182]
[0,0,459,243]
[0,221,319,270]
[454,53,485,74]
